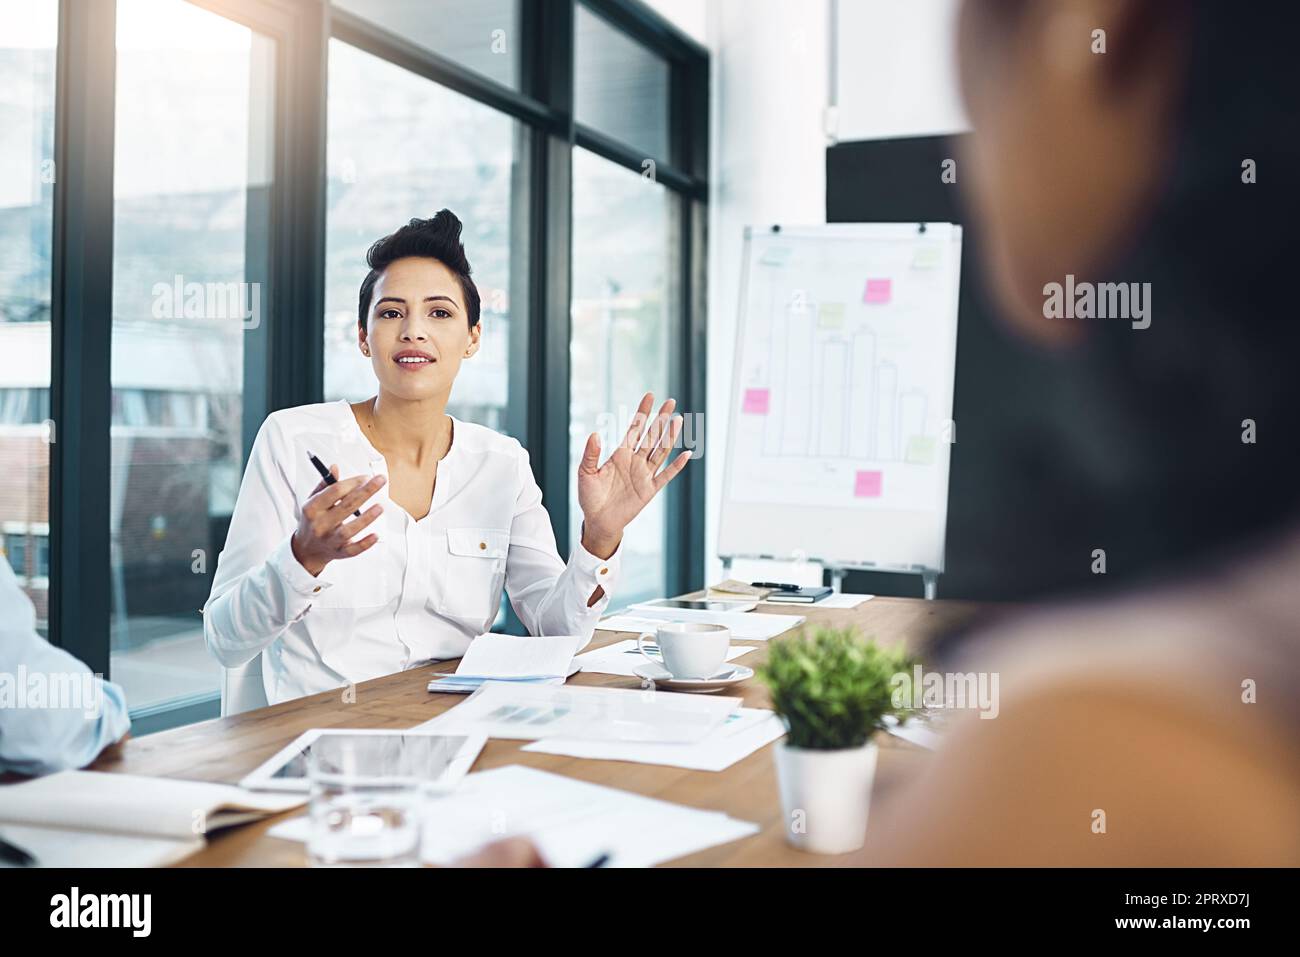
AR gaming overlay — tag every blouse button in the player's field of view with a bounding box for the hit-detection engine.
[479,541,487,550]
[312,586,321,593]
[599,567,609,576]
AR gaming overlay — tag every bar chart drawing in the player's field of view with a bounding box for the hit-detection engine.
[720,223,963,573]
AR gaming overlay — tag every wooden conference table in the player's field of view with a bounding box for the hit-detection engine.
[93,595,981,866]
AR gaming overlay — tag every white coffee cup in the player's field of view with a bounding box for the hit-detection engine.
[638,622,731,679]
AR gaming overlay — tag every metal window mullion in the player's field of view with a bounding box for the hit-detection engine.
[525,0,575,555]
[50,0,118,673]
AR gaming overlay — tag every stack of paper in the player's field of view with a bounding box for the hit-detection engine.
[428,633,584,694]
[269,765,759,867]
[575,638,758,677]
[523,707,786,771]
[419,682,741,743]
[0,772,305,867]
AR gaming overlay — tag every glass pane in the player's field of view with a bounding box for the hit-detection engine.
[575,3,671,163]
[324,39,523,435]
[333,0,521,91]
[0,0,56,633]
[570,148,676,607]
[110,0,274,711]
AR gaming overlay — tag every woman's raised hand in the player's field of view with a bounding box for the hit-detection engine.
[576,392,692,559]
[290,466,387,577]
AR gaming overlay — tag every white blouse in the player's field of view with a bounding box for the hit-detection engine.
[203,401,621,704]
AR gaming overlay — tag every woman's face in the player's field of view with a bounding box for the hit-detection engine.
[955,0,1187,345]
[359,256,480,402]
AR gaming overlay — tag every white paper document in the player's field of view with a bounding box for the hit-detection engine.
[575,639,758,677]
[594,614,666,634]
[419,682,741,743]
[523,707,786,771]
[626,604,804,640]
[454,633,586,679]
[882,714,943,750]
[269,765,759,867]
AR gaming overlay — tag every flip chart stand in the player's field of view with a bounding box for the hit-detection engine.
[721,556,940,600]
[827,564,939,600]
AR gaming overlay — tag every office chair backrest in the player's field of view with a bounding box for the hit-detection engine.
[221,654,269,716]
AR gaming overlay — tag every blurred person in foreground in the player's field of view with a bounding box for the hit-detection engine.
[858,0,1300,864]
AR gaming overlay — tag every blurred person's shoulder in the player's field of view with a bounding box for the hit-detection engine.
[961,530,1300,726]
[890,534,1300,865]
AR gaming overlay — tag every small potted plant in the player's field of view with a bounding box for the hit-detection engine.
[758,625,916,854]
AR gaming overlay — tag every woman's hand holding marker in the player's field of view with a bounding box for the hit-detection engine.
[290,461,386,577]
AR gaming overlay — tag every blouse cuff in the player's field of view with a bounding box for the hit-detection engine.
[571,537,621,606]
[268,536,334,601]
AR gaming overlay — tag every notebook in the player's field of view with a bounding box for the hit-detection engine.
[427,633,585,694]
[0,771,305,867]
[764,585,834,604]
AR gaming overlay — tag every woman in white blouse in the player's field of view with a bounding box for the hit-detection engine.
[204,210,690,704]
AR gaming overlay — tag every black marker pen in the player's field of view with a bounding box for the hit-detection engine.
[307,451,361,517]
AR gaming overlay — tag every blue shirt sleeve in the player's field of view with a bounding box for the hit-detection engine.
[0,558,131,776]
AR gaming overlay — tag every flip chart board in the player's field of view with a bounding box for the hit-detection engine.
[719,223,963,573]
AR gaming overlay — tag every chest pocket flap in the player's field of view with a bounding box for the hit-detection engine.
[441,527,510,621]
[446,527,510,560]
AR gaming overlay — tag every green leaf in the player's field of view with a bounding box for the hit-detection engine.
[756,625,919,750]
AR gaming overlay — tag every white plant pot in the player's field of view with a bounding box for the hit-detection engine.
[773,739,878,855]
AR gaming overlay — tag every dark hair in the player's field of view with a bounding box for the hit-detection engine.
[357,210,480,330]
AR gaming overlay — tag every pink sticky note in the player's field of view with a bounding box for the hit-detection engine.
[742,388,770,415]
[863,278,892,304]
[854,470,883,498]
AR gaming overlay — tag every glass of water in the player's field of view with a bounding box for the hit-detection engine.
[306,733,424,867]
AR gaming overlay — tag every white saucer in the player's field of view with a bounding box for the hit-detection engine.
[632,662,754,693]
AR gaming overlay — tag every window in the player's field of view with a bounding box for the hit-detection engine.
[34,531,49,579]
[0,0,56,630]
[4,533,28,578]
[569,147,677,606]
[333,0,522,91]
[0,388,52,424]
[575,4,671,163]
[39,0,706,729]
[323,38,525,436]
[109,0,275,712]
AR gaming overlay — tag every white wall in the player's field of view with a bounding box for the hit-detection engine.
[834,0,969,141]
[702,0,832,585]
[642,0,708,45]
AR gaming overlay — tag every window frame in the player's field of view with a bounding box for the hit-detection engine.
[45,0,708,730]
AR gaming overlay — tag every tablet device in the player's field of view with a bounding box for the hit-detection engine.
[239,729,486,793]
[640,598,758,613]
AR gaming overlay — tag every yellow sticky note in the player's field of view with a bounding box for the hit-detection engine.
[818,303,846,329]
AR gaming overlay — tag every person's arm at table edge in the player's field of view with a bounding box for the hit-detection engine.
[857,679,1300,866]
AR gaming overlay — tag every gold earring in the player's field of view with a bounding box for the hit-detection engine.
[362,345,370,356]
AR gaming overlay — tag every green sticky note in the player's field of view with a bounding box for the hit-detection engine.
[911,246,942,269]
[905,435,937,465]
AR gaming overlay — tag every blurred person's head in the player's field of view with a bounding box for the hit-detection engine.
[953,0,1300,590]
[356,210,482,404]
